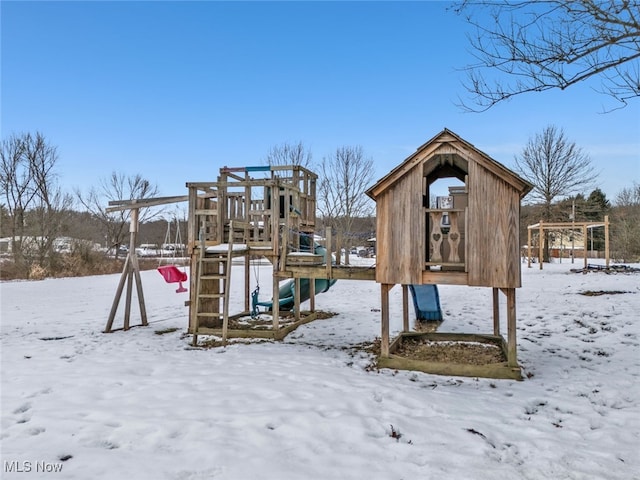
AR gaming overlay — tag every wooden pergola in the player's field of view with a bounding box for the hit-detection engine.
[526,216,610,270]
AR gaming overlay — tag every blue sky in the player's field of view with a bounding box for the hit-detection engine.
[2,1,639,206]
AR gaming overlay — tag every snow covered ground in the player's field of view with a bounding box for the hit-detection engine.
[1,258,639,479]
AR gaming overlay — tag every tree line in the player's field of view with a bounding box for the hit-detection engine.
[2,129,639,281]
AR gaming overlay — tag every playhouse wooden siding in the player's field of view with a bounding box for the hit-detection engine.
[368,129,532,289]
[467,159,522,288]
[375,171,424,285]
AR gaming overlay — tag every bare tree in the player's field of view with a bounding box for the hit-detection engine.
[516,125,595,212]
[0,134,32,267]
[26,135,74,269]
[516,125,595,261]
[76,172,161,257]
[612,182,640,261]
[454,1,640,111]
[317,146,375,264]
[0,132,70,275]
[265,141,313,169]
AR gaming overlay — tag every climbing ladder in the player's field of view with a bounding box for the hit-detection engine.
[191,221,248,346]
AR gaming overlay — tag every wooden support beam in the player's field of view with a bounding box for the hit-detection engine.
[527,227,532,269]
[272,269,280,331]
[402,285,409,332]
[538,221,543,270]
[381,284,392,357]
[583,223,588,270]
[244,252,250,313]
[604,215,610,268]
[104,208,147,333]
[506,288,517,368]
[492,287,500,335]
[309,276,316,312]
[325,226,332,279]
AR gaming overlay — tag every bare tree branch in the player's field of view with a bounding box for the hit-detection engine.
[317,146,375,264]
[76,172,161,257]
[454,0,640,111]
[265,141,313,169]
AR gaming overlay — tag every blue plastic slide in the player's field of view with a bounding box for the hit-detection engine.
[408,284,443,321]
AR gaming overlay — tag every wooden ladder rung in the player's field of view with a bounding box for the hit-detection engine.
[198,292,224,299]
[196,312,224,317]
[200,274,226,280]
[202,256,228,261]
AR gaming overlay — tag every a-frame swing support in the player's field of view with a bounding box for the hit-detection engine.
[103,195,189,333]
[104,206,148,332]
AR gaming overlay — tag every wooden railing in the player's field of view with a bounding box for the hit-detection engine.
[426,209,466,270]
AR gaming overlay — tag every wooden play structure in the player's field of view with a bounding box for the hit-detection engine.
[527,217,610,269]
[185,164,378,344]
[104,128,535,380]
[366,129,533,380]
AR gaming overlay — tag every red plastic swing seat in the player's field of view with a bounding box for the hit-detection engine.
[157,265,188,293]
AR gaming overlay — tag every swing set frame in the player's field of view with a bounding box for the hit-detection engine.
[103,195,188,333]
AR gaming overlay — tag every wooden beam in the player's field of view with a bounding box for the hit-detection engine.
[492,287,500,335]
[539,221,543,270]
[583,223,588,269]
[506,288,517,367]
[104,208,147,332]
[381,284,392,357]
[527,227,532,269]
[402,284,409,332]
[106,195,189,212]
[604,215,610,268]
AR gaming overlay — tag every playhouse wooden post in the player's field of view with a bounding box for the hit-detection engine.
[380,283,391,357]
[402,285,409,332]
[506,288,517,367]
[492,287,500,335]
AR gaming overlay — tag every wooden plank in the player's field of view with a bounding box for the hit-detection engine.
[277,266,376,281]
[528,221,606,229]
[467,162,522,287]
[106,195,189,212]
[492,287,500,335]
[421,271,468,285]
[374,171,423,285]
[381,284,391,357]
[506,288,517,368]
[402,285,409,332]
[604,215,610,267]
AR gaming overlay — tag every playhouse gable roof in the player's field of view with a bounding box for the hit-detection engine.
[366,128,533,199]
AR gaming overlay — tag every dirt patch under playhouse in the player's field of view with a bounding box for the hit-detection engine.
[394,337,506,365]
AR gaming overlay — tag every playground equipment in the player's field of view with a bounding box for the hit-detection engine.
[527,218,610,270]
[409,284,442,322]
[366,128,533,379]
[252,240,337,314]
[157,265,188,293]
[104,128,534,380]
[157,217,188,292]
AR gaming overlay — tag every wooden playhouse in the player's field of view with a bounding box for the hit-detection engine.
[366,129,533,380]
